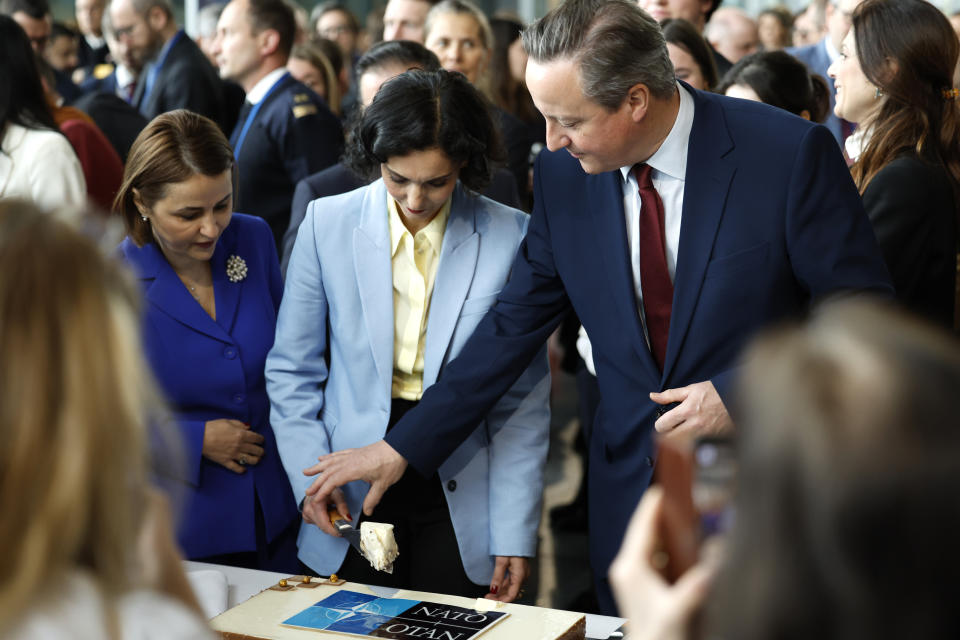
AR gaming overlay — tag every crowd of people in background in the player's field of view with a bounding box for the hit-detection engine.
[1,0,959,636]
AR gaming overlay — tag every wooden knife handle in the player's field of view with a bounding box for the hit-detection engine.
[328,507,345,526]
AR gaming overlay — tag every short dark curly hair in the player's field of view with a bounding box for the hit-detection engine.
[344,69,505,192]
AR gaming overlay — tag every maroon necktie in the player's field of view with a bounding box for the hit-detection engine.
[634,163,673,370]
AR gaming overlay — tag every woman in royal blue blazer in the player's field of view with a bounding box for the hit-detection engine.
[267,70,550,601]
[117,110,299,571]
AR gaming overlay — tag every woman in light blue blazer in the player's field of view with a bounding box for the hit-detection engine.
[267,70,550,600]
[117,111,299,572]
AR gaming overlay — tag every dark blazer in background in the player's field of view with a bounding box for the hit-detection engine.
[72,91,148,162]
[133,30,225,131]
[77,36,109,70]
[230,74,343,250]
[861,153,957,329]
[221,79,247,140]
[119,214,299,560]
[280,162,521,276]
[382,87,893,615]
[497,107,534,207]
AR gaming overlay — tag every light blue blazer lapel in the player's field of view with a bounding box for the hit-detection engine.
[136,241,233,343]
[588,171,660,380]
[662,89,735,380]
[353,180,394,397]
[422,185,479,387]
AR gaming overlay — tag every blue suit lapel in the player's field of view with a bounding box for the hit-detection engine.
[589,171,661,379]
[353,181,394,398]
[662,89,734,380]
[211,228,241,334]
[423,186,479,387]
[134,241,233,343]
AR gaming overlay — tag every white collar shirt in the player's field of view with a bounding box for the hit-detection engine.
[618,82,694,338]
[245,67,287,104]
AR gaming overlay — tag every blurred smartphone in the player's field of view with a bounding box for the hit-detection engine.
[653,436,736,582]
[692,437,737,538]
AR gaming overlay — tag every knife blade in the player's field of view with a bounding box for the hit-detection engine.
[328,508,364,556]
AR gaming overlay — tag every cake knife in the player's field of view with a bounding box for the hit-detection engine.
[328,508,364,557]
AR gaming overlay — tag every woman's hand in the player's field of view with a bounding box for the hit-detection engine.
[202,419,265,473]
[608,486,720,640]
[485,556,529,602]
[301,486,350,538]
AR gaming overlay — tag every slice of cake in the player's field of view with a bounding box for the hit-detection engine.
[359,522,398,574]
[210,580,586,640]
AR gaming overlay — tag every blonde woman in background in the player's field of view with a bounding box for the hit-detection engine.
[424,0,533,206]
[288,39,342,117]
[0,200,211,639]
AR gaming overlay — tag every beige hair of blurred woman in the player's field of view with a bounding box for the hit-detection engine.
[291,39,342,116]
[425,0,494,97]
[707,299,960,640]
[0,201,167,631]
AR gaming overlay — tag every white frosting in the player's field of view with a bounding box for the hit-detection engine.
[473,598,506,612]
[359,521,399,573]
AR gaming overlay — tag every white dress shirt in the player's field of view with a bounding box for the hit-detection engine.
[579,84,695,374]
[618,82,694,334]
[245,68,288,104]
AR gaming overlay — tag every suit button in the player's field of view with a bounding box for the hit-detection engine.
[223,346,238,359]
[447,480,457,492]
[644,456,654,467]
[233,393,246,404]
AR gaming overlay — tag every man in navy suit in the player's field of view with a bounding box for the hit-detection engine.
[788,0,864,146]
[109,0,224,128]
[304,0,892,614]
[213,0,342,249]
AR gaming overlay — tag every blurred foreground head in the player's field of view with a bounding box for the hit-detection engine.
[0,201,166,629]
[710,299,960,640]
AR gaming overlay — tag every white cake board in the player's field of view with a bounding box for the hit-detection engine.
[183,561,624,639]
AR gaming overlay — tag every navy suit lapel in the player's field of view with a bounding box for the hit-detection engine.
[588,171,660,378]
[662,89,735,380]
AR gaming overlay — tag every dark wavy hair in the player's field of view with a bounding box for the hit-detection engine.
[718,50,829,122]
[344,69,505,192]
[849,0,960,200]
[355,39,440,78]
[661,18,718,91]
[0,15,57,134]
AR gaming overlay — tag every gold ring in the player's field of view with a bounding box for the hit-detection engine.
[239,455,248,466]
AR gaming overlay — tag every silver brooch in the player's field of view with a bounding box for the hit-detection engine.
[226,255,248,283]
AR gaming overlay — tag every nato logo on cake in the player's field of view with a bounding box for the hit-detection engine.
[282,590,509,639]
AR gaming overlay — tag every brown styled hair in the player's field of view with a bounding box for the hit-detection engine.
[114,110,236,246]
[850,0,960,201]
[521,0,675,110]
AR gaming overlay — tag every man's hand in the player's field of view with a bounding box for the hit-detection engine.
[650,380,733,440]
[485,556,529,603]
[609,487,719,640]
[303,440,408,517]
